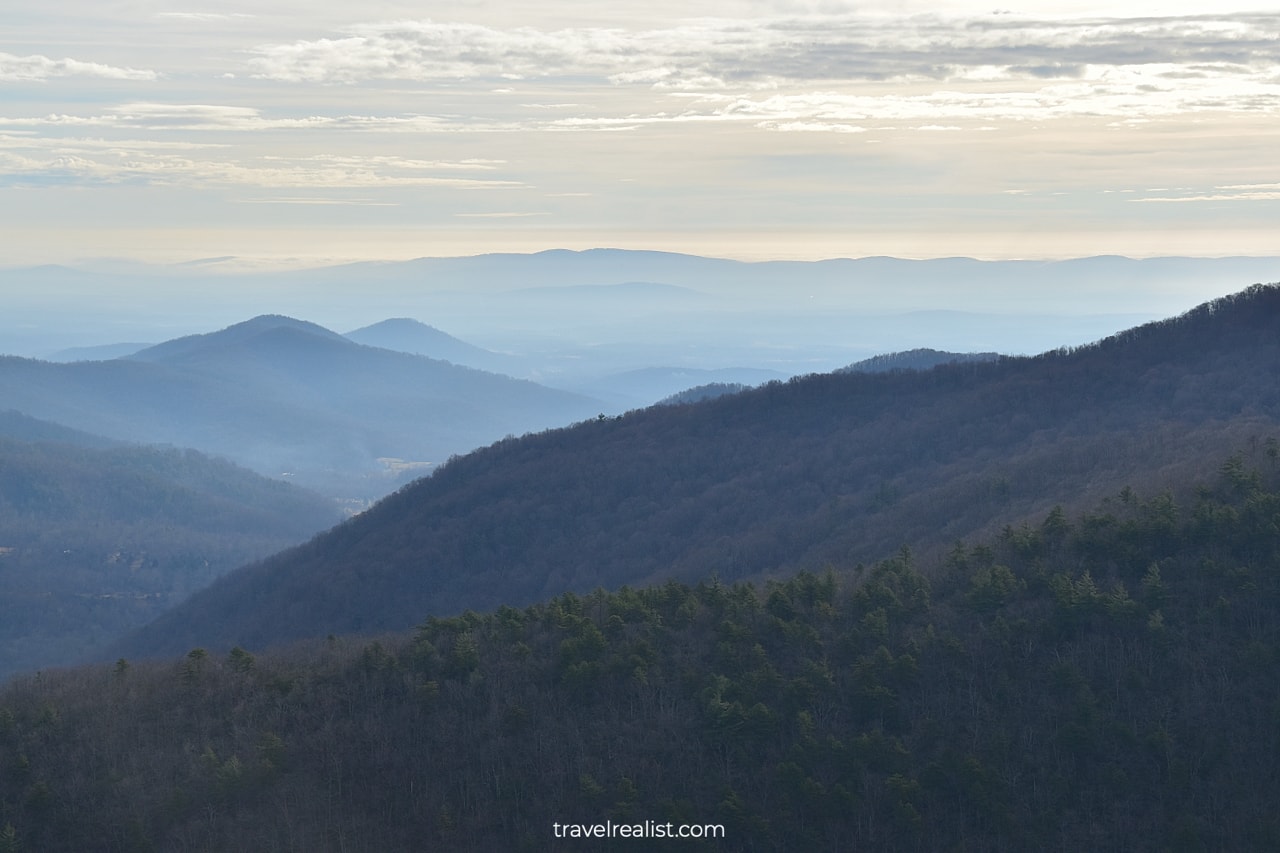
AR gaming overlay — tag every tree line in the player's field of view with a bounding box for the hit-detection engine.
[2,448,1279,850]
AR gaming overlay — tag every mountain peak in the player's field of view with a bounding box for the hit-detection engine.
[226,314,344,338]
[130,315,348,363]
[346,317,441,336]
[343,318,516,373]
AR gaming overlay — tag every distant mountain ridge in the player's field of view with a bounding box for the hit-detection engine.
[343,318,524,376]
[117,283,1280,658]
[0,316,607,500]
[559,365,787,409]
[6,251,1274,364]
[128,314,348,364]
[45,342,151,362]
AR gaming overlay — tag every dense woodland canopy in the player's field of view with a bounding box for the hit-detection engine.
[657,382,750,406]
[118,284,1280,658]
[835,348,1000,374]
[1,449,1278,851]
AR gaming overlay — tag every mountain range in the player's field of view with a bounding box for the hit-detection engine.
[3,286,1280,850]
[2,271,1280,850]
[0,315,606,501]
[8,251,1276,373]
[114,283,1280,660]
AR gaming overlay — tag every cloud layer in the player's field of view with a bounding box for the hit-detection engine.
[246,14,1280,91]
[2,4,1278,263]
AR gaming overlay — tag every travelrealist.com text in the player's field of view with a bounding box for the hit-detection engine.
[552,820,726,840]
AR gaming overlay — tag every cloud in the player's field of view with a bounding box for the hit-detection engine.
[244,13,1280,91]
[232,12,1280,137]
[0,137,524,191]
[454,211,549,218]
[236,196,398,205]
[0,51,157,82]
[757,120,868,132]
[157,12,255,22]
[1133,189,1280,202]
[0,104,462,134]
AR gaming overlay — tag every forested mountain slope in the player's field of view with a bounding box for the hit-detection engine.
[117,284,1280,658]
[0,421,341,680]
[4,450,1279,851]
[0,315,605,500]
[838,348,1001,373]
[0,410,118,449]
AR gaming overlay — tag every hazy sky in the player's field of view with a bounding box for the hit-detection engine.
[4,1,1279,266]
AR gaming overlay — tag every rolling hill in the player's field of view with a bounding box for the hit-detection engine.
[342,318,524,376]
[0,316,607,501]
[115,283,1280,659]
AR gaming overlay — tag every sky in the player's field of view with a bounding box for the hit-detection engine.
[3,1,1279,267]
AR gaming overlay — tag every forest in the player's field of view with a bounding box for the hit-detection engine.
[0,415,340,679]
[0,447,1277,850]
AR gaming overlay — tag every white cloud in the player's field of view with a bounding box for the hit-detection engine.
[157,12,256,22]
[244,13,1280,92]
[454,211,549,217]
[231,12,1280,138]
[1133,190,1280,202]
[0,104,462,134]
[0,137,524,191]
[757,120,868,132]
[0,51,157,82]
[236,196,398,205]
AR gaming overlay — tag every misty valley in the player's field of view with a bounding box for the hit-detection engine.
[1,254,1279,851]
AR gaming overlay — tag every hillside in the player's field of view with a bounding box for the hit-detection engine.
[44,343,150,362]
[0,420,341,680]
[839,348,1001,373]
[658,382,751,406]
[0,316,606,500]
[116,284,1280,658]
[562,366,785,410]
[0,410,119,449]
[3,450,1278,850]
